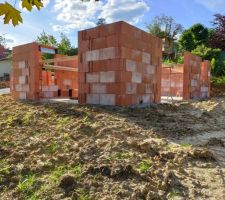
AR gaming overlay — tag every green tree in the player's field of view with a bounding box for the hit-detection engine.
[0,35,6,47]
[35,31,58,47]
[35,32,78,56]
[146,15,183,43]
[58,33,72,55]
[146,15,183,59]
[179,30,195,52]
[96,18,106,26]
[179,23,209,52]
[191,44,221,60]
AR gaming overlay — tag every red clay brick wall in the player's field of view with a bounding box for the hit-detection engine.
[183,52,202,100]
[55,56,78,98]
[200,60,211,98]
[11,42,41,100]
[78,21,162,106]
[161,64,184,97]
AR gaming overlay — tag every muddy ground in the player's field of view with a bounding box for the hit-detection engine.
[0,94,224,200]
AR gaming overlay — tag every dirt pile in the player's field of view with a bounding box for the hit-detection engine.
[0,95,224,199]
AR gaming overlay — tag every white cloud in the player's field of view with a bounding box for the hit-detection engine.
[53,0,150,32]
[100,0,150,24]
[196,0,225,12]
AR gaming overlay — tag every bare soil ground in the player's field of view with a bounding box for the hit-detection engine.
[0,94,225,200]
[0,81,10,89]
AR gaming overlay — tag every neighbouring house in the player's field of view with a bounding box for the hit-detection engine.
[0,45,12,81]
[162,38,176,59]
[0,57,12,81]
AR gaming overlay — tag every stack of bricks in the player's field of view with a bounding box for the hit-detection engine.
[78,21,162,106]
[183,52,202,100]
[200,60,211,98]
[161,64,184,97]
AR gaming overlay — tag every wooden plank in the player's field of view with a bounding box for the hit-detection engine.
[41,56,77,64]
[43,64,78,72]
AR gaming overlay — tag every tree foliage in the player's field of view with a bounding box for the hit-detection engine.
[179,23,209,52]
[35,32,78,56]
[0,35,6,47]
[0,0,44,26]
[36,31,58,47]
[146,15,183,42]
[209,14,225,51]
[191,44,221,61]
[96,18,106,26]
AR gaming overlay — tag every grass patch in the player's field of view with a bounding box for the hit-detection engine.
[168,188,182,199]
[180,143,191,148]
[0,160,10,183]
[47,141,59,154]
[50,164,82,183]
[22,111,34,125]
[136,160,152,173]
[17,174,39,197]
[76,188,89,200]
[212,76,225,85]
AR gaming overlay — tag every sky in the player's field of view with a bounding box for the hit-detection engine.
[0,0,225,49]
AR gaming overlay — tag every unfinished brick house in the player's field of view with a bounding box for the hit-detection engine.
[161,52,211,100]
[78,21,162,106]
[10,21,211,106]
[11,43,78,100]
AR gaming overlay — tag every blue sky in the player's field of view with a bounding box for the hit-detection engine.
[0,0,224,49]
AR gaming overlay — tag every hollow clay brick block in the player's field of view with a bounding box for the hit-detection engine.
[22,85,30,92]
[84,49,100,62]
[100,71,115,83]
[142,95,151,104]
[85,27,100,40]
[201,87,208,93]
[114,71,132,83]
[19,92,27,100]
[19,76,27,84]
[116,95,132,106]
[142,52,151,64]
[107,34,120,47]
[131,49,142,61]
[91,84,107,94]
[49,85,59,92]
[137,84,145,94]
[100,94,116,106]
[99,47,117,60]
[143,65,155,75]
[87,94,100,104]
[42,86,49,92]
[86,72,99,83]
[63,79,72,86]
[22,68,29,76]
[132,72,142,83]
[79,83,90,94]
[126,83,137,94]
[18,61,26,69]
[126,60,137,72]
[15,84,22,92]
[145,84,153,94]
[92,37,107,49]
